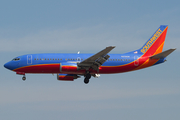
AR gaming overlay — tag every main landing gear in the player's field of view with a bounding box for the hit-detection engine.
[22,75,26,81]
[84,73,91,84]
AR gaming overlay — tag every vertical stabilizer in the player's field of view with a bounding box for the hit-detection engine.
[139,25,168,56]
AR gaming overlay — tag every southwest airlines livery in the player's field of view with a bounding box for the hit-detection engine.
[4,25,176,84]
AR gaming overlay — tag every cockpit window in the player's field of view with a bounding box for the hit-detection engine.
[12,58,20,61]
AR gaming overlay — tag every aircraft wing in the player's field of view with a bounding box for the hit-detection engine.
[77,46,115,71]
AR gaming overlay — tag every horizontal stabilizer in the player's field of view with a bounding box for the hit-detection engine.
[150,48,176,59]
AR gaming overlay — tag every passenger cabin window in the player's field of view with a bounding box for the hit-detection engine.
[13,58,20,61]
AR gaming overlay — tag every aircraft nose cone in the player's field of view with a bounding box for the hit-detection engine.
[4,62,11,70]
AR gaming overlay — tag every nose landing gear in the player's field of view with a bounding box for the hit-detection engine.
[16,72,26,81]
[22,75,26,81]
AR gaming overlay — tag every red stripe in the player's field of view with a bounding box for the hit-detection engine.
[14,64,60,73]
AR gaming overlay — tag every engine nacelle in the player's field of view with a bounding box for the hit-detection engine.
[60,62,79,73]
[57,74,80,81]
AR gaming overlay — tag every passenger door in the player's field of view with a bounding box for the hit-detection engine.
[27,55,32,64]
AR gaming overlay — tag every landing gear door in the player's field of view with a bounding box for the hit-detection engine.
[27,55,32,64]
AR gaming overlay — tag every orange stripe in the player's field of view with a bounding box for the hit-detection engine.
[133,58,159,71]
[154,41,165,55]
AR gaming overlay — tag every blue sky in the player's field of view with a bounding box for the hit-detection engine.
[1,0,180,120]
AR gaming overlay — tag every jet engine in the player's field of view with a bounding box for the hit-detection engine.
[57,74,80,81]
[60,62,79,73]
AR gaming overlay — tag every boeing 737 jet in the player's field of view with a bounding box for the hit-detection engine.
[4,25,175,84]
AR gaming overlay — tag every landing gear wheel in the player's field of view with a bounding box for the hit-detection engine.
[84,73,91,84]
[84,78,89,84]
[22,76,26,81]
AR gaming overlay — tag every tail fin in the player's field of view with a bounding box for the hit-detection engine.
[139,25,168,56]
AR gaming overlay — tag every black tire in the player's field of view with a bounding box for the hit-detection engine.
[22,77,26,81]
[84,78,89,84]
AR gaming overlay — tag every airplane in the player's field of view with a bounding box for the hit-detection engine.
[4,25,176,84]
